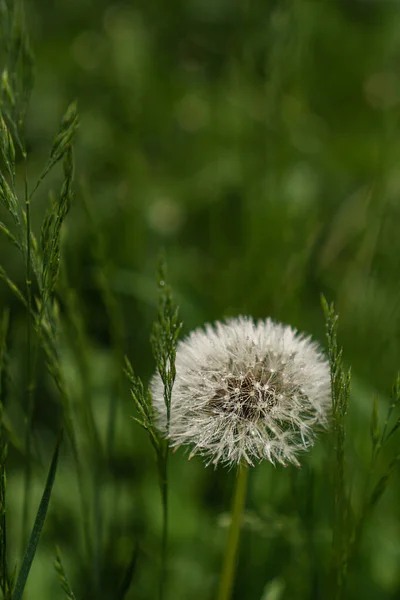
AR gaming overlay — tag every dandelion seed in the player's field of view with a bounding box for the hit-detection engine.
[151,316,330,467]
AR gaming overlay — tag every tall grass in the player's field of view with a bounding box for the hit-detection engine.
[1,1,400,599]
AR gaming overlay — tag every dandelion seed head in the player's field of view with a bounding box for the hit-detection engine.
[151,316,331,468]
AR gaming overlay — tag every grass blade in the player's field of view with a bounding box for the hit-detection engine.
[12,430,63,600]
[116,542,139,600]
[0,309,10,597]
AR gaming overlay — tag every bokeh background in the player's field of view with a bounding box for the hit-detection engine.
[2,0,400,598]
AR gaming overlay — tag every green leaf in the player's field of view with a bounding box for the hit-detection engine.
[116,542,138,600]
[11,431,63,600]
[0,309,10,596]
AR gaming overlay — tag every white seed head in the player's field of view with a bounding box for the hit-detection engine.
[151,316,331,468]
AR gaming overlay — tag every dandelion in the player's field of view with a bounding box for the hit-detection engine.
[151,315,330,600]
[151,316,331,468]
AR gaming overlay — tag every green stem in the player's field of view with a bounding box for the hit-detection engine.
[22,151,34,556]
[217,463,249,600]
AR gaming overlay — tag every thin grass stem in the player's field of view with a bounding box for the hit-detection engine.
[21,148,34,556]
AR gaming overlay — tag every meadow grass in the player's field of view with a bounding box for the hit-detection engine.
[1,1,400,599]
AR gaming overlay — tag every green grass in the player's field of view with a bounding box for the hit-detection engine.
[1,0,400,598]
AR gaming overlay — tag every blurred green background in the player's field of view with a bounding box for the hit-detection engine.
[2,0,400,598]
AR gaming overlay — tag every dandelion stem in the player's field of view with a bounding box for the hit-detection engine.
[217,463,248,600]
[159,443,169,600]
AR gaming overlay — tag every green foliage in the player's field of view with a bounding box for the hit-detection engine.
[322,297,352,599]
[125,256,182,466]
[0,1,81,595]
[323,298,400,600]
[54,548,76,600]
[125,356,159,455]
[125,255,181,600]
[0,309,10,599]
[0,266,26,307]
[0,0,34,146]
[12,431,62,600]
[151,255,182,430]
[0,167,19,226]
[33,102,78,199]
[40,146,74,300]
[115,542,138,600]
[1,0,400,599]
[354,374,400,539]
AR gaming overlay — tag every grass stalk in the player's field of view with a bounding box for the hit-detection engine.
[322,297,351,600]
[149,256,181,600]
[21,150,34,556]
[217,463,249,600]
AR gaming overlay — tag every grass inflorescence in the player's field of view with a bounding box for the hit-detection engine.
[125,254,182,600]
[323,297,400,600]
